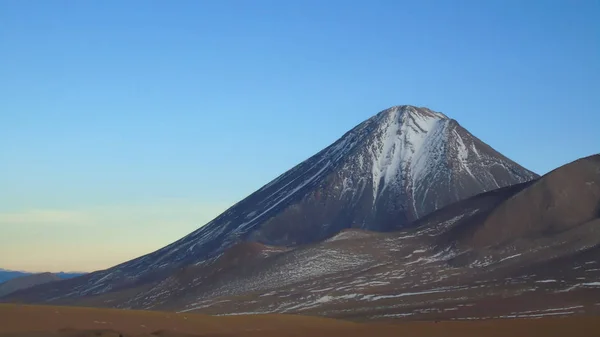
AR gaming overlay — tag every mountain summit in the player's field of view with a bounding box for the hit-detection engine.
[3,105,538,301]
[135,105,537,265]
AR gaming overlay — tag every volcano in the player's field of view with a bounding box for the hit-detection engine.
[1,105,538,304]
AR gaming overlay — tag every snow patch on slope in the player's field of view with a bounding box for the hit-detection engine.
[370,106,448,204]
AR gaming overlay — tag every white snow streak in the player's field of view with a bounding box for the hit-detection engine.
[370,106,447,204]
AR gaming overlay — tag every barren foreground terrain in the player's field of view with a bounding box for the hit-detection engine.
[1,304,599,337]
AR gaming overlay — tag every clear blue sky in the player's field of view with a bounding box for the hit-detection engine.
[1,0,598,272]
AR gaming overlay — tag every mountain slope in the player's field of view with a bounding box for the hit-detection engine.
[37,154,593,320]
[7,155,595,320]
[0,105,538,304]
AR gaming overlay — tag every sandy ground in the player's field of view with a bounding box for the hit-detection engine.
[1,304,599,337]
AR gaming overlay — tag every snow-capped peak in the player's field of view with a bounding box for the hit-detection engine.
[370,106,448,202]
[382,105,449,121]
[26,105,537,302]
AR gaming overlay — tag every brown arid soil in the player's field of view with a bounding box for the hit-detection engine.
[1,304,600,337]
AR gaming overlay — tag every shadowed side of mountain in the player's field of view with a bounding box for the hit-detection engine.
[431,154,600,266]
[405,179,538,235]
[470,154,600,248]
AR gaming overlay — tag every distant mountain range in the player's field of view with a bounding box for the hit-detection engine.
[0,270,30,284]
[0,273,60,297]
[0,269,84,284]
[0,269,85,298]
[2,105,598,321]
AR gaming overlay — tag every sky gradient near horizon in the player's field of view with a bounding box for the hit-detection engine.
[1,0,599,272]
